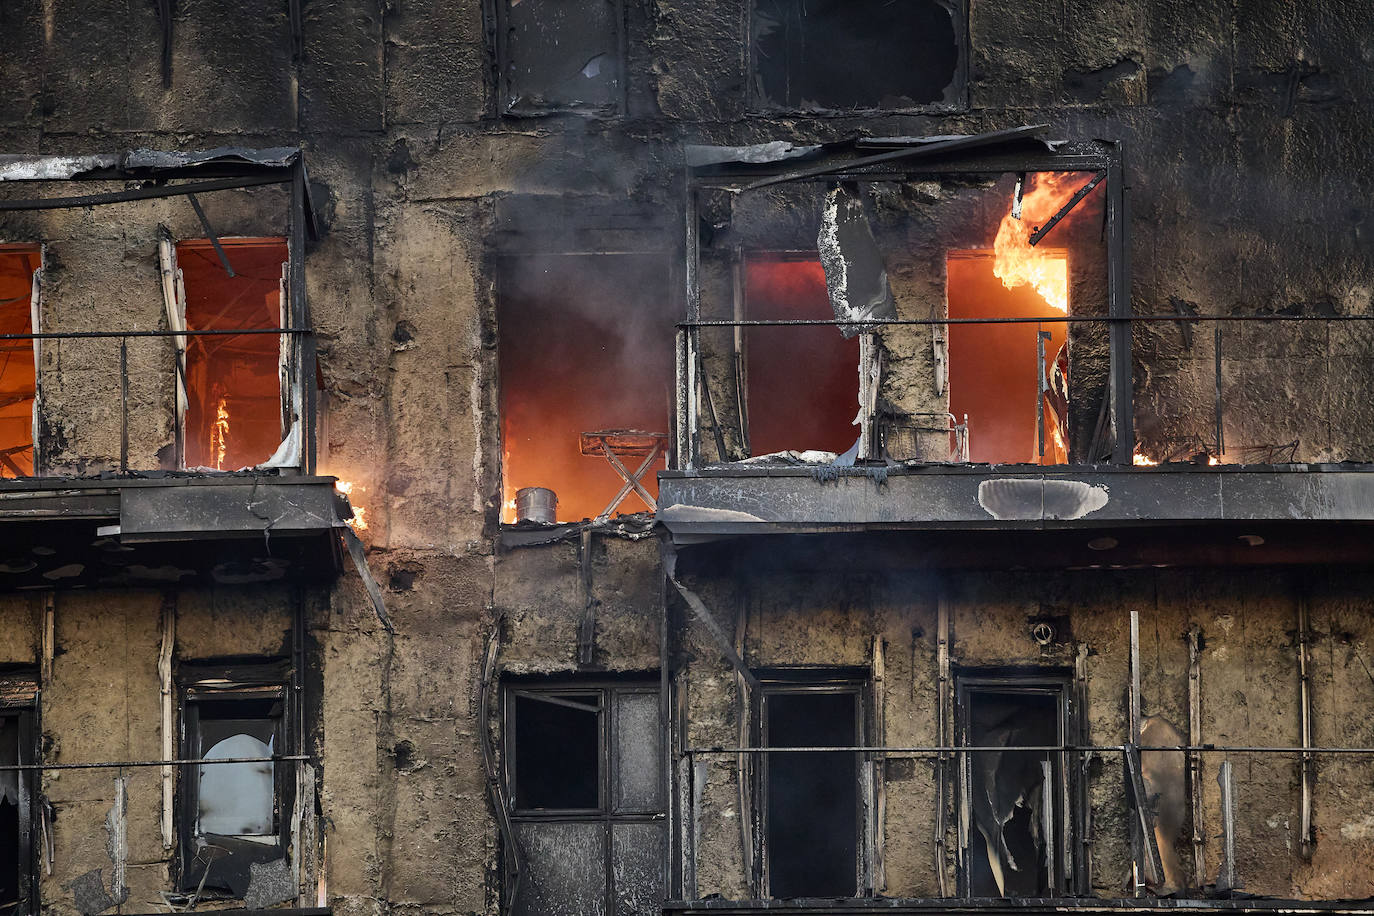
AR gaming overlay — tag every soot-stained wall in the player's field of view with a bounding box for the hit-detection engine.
[2,0,1373,914]
[671,561,1374,901]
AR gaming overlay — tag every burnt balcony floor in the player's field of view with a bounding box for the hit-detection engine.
[659,463,1374,535]
[664,897,1374,915]
[0,473,346,589]
[658,463,1374,567]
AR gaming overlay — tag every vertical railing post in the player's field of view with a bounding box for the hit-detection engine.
[119,337,129,473]
[1106,148,1134,464]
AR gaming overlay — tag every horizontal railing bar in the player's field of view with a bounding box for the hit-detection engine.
[679,314,1374,328]
[0,174,288,211]
[0,328,306,341]
[0,754,315,772]
[684,745,1374,755]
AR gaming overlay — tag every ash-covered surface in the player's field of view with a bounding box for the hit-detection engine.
[1,2,1374,916]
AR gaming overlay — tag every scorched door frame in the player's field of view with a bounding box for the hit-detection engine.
[953,669,1081,899]
[755,678,869,900]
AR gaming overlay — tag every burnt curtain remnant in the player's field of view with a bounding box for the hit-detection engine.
[750,0,961,110]
[961,680,1069,897]
[818,184,897,339]
[763,687,861,899]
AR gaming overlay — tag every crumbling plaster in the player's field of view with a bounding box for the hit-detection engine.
[0,0,1371,913]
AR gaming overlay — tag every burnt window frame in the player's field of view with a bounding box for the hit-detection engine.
[491,242,680,529]
[755,673,870,900]
[744,0,970,116]
[954,668,1084,898]
[0,671,38,916]
[679,139,1132,471]
[501,677,665,915]
[489,0,628,118]
[176,662,294,897]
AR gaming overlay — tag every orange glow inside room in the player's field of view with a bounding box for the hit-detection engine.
[0,245,38,477]
[178,238,288,471]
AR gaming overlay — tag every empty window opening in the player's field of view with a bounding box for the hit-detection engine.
[745,255,859,456]
[0,247,40,478]
[505,681,664,916]
[513,692,601,810]
[763,687,861,899]
[959,679,1071,897]
[947,251,1068,464]
[497,0,622,114]
[0,715,21,910]
[178,239,288,471]
[180,684,287,896]
[751,0,961,111]
[498,254,674,523]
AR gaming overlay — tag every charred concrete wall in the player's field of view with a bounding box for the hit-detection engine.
[0,1,1373,915]
[0,584,313,916]
[673,562,1374,901]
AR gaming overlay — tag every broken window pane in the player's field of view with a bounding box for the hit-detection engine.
[613,691,661,812]
[0,246,40,477]
[507,682,664,916]
[611,821,665,916]
[514,821,608,916]
[514,692,600,810]
[181,690,285,896]
[498,254,674,523]
[500,0,621,114]
[765,689,859,898]
[0,715,19,909]
[745,255,860,456]
[178,239,288,471]
[751,0,962,111]
[962,684,1065,897]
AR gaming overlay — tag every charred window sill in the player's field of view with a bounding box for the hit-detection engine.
[500,512,657,549]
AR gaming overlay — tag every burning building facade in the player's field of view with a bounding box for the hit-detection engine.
[3,2,1374,916]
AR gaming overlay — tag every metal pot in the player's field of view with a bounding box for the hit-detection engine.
[515,487,557,524]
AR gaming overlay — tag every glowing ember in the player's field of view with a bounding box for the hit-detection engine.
[993,173,1082,312]
[1133,452,1159,466]
[334,480,369,531]
[211,397,230,470]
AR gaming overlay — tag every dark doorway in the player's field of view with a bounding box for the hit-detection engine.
[958,676,1072,897]
[763,687,860,898]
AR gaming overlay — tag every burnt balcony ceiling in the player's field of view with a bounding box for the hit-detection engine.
[0,474,345,590]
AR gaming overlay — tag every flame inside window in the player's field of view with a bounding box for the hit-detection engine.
[0,246,38,478]
[179,239,288,471]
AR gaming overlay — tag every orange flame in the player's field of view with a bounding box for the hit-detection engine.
[993,173,1082,312]
[211,397,230,470]
[1133,452,1159,466]
[334,479,368,531]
